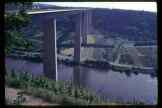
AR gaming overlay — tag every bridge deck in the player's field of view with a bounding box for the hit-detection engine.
[27,9,88,15]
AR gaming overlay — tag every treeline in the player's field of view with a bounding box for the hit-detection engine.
[92,8,157,42]
[17,5,157,45]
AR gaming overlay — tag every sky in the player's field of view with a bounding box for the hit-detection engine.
[37,2,157,13]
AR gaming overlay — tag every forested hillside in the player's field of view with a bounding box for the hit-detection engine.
[7,3,156,42]
[20,4,157,44]
[92,8,157,42]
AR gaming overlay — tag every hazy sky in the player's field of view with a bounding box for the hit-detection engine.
[37,2,157,13]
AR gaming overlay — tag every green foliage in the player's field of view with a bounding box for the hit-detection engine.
[23,87,89,105]
[6,91,26,105]
[5,71,147,105]
[5,3,33,54]
[13,92,26,105]
[5,12,30,30]
[6,71,104,104]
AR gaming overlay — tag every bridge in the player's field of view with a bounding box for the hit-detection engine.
[28,8,92,82]
[27,9,156,81]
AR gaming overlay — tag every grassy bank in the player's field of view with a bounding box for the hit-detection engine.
[5,70,147,105]
[5,71,113,105]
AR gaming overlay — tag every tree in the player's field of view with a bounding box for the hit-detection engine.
[5,2,32,54]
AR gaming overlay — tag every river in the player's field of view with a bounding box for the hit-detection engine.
[5,57,157,104]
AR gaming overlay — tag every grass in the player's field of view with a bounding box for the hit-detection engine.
[22,87,90,105]
[5,70,147,105]
[5,89,26,105]
[5,70,107,105]
[13,92,26,105]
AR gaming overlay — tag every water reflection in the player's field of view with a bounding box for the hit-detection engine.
[73,65,81,87]
[72,64,157,104]
[125,71,132,77]
[80,67,89,88]
[73,65,91,89]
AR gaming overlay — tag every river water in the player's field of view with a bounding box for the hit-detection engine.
[5,57,157,104]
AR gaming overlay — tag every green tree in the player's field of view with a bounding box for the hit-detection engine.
[5,2,32,54]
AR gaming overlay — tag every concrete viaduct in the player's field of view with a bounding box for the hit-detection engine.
[27,9,156,81]
[28,9,92,80]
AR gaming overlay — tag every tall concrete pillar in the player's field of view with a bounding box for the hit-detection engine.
[82,10,93,44]
[87,10,92,34]
[42,18,58,80]
[82,10,88,44]
[73,13,82,86]
[74,13,82,64]
[73,66,81,87]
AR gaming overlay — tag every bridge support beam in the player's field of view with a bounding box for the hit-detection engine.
[42,18,58,80]
[87,10,92,34]
[82,10,88,44]
[74,13,82,64]
[73,13,82,86]
[82,10,92,44]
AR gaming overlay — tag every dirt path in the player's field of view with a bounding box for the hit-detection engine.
[5,87,58,106]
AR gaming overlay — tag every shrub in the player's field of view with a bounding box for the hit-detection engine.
[13,92,26,105]
[5,71,106,105]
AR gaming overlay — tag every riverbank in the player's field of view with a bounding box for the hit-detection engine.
[5,71,118,105]
[5,87,58,105]
[5,57,157,104]
[6,55,156,77]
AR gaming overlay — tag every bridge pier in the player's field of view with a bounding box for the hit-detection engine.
[73,13,83,86]
[42,18,58,80]
[82,10,92,44]
[39,10,91,82]
[82,10,88,44]
[87,10,92,34]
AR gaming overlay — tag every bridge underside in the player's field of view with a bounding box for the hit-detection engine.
[29,9,92,80]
